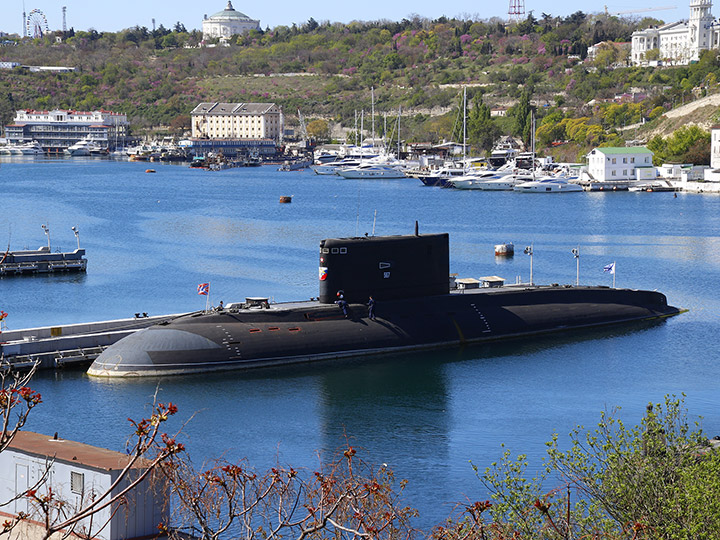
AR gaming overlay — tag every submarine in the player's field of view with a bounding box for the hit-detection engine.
[87,230,682,377]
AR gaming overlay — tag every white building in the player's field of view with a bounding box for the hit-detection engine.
[586,147,655,181]
[0,431,167,540]
[4,109,129,153]
[191,102,282,142]
[202,1,260,41]
[711,125,720,168]
[631,0,720,65]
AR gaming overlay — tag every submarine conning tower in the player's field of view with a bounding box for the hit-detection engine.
[318,233,450,304]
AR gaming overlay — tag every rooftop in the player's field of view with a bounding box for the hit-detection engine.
[593,147,653,155]
[8,431,150,472]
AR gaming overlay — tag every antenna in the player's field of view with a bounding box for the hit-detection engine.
[62,6,67,32]
[22,1,27,38]
[508,0,526,23]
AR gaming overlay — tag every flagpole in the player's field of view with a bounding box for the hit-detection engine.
[613,262,616,288]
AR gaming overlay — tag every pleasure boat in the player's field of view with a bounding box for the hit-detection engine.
[478,172,536,191]
[65,138,105,157]
[337,162,407,179]
[513,176,583,193]
[417,165,469,187]
[449,170,505,190]
[1,141,44,155]
[311,158,363,175]
[16,141,44,155]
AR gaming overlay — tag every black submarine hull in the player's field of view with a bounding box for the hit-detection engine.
[87,285,680,377]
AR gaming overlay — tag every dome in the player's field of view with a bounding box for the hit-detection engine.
[209,1,254,22]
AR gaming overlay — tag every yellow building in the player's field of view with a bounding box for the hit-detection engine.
[191,102,282,142]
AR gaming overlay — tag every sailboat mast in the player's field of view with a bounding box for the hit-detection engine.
[397,106,401,158]
[462,86,467,162]
[371,87,375,150]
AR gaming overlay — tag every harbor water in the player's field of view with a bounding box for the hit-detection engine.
[1,157,719,530]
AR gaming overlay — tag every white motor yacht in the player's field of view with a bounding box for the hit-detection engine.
[449,170,505,190]
[1,141,44,155]
[478,172,536,191]
[336,162,407,179]
[16,141,44,155]
[65,138,105,156]
[513,176,583,193]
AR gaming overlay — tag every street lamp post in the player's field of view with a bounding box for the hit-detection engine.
[41,223,50,250]
[71,226,80,250]
[572,246,580,286]
[524,244,534,285]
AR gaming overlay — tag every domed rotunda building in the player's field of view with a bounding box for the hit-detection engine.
[202,1,260,41]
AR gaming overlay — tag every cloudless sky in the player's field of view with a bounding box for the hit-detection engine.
[5,0,690,36]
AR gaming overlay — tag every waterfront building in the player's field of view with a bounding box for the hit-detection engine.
[631,0,720,65]
[202,1,260,41]
[4,109,129,153]
[191,102,282,141]
[1,431,167,540]
[586,147,655,181]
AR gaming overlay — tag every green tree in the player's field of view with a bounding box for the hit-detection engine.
[306,118,330,142]
[467,99,500,153]
[437,396,720,540]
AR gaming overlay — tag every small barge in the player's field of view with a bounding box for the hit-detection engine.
[0,225,87,276]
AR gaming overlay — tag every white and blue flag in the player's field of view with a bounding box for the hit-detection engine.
[603,262,616,274]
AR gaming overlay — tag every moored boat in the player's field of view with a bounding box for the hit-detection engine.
[513,176,583,193]
[494,242,514,256]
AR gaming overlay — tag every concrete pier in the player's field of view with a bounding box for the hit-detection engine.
[0,313,186,370]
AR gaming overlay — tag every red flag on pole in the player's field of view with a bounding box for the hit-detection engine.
[197,283,209,296]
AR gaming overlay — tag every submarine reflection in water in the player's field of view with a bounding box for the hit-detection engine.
[87,232,683,378]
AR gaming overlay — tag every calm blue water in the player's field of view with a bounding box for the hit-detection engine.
[1,157,719,531]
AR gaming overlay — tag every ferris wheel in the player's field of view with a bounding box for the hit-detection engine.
[26,9,49,38]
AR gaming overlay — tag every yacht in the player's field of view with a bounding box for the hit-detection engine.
[478,172,536,191]
[1,141,44,155]
[417,165,468,187]
[311,158,363,175]
[337,162,407,179]
[449,170,505,190]
[513,176,583,193]
[65,138,105,157]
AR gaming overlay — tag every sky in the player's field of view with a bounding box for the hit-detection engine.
[4,1,690,36]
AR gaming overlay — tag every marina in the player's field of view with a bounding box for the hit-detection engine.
[0,157,719,530]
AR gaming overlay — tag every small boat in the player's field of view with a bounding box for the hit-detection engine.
[145,169,156,173]
[279,196,293,203]
[628,181,679,192]
[494,242,514,257]
[279,159,313,171]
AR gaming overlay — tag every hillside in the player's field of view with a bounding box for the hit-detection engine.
[1,11,719,162]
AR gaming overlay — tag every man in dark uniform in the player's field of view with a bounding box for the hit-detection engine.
[367,296,376,320]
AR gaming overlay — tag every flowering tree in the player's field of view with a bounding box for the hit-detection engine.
[160,445,418,540]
